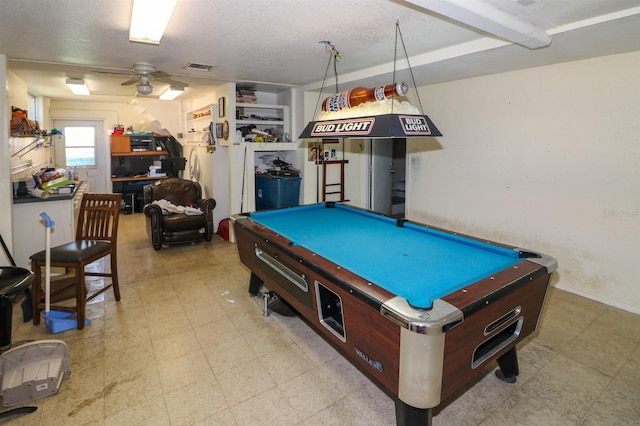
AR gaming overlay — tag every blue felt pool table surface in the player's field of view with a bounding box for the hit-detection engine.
[249,203,523,309]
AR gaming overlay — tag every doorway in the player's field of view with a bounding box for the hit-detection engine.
[369,138,406,217]
[53,119,107,192]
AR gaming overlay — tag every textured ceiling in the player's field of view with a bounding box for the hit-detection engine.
[1,0,639,101]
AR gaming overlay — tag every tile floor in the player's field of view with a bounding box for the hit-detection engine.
[4,213,640,425]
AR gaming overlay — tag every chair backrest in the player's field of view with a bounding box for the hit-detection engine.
[145,178,202,207]
[75,193,123,243]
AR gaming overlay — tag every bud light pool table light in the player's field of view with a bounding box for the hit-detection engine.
[300,22,443,140]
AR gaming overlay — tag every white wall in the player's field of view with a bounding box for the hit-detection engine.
[3,67,48,263]
[8,72,53,187]
[0,55,11,264]
[129,98,182,137]
[181,85,233,231]
[49,99,167,135]
[408,50,640,314]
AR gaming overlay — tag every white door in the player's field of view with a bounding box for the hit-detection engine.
[53,119,107,192]
[370,139,394,214]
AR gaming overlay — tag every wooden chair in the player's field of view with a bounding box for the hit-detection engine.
[30,193,122,330]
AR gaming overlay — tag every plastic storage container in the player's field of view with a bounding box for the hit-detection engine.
[255,175,301,211]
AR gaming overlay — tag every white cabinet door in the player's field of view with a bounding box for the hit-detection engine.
[12,199,74,268]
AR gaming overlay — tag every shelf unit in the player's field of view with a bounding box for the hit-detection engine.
[109,135,170,213]
[111,175,167,182]
[236,103,290,142]
[232,142,300,215]
[111,151,168,157]
[109,136,168,169]
[185,105,215,146]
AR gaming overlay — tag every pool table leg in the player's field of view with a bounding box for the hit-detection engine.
[495,347,519,384]
[248,272,263,296]
[395,398,432,426]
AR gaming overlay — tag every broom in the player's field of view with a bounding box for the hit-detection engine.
[39,213,89,333]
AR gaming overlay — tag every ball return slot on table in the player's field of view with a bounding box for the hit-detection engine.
[315,281,346,342]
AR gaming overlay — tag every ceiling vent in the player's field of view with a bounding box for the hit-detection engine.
[184,62,215,72]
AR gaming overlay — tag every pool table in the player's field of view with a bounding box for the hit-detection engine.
[232,202,557,425]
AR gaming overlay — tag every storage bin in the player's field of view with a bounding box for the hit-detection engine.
[255,175,301,211]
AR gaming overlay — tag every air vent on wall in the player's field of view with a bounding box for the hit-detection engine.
[184,62,215,72]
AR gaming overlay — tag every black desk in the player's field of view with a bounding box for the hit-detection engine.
[112,176,166,213]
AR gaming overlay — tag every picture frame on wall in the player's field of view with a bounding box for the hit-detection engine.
[222,120,229,140]
[308,142,322,163]
[218,97,225,117]
[216,123,223,138]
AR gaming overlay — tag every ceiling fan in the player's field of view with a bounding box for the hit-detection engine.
[120,62,188,95]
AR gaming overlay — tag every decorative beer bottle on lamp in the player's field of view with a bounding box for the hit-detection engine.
[322,82,409,112]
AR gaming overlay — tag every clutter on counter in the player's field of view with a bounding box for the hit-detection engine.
[13,178,81,203]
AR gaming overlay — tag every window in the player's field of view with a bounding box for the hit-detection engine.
[64,126,96,166]
[28,94,38,123]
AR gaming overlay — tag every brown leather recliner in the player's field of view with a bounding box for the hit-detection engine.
[143,178,216,250]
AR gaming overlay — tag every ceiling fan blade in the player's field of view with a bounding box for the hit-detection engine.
[155,77,188,88]
[121,78,140,86]
[92,70,134,76]
[149,70,172,78]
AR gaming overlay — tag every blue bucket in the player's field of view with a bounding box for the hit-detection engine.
[43,310,90,334]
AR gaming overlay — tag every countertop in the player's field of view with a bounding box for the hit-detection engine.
[12,182,85,204]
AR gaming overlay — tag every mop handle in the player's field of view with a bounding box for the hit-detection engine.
[40,213,55,313]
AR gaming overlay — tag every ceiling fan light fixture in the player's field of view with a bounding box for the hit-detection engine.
[66,78,90,95]
[129,0,177,45]
[159,86,184,100]
[136,82,153,95]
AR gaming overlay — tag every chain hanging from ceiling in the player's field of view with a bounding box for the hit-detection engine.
[392,20,425,115]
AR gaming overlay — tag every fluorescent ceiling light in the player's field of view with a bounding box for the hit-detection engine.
[159,86,184,100]
[66,78,90,95]
[129,0,177,44]
[404,0,551,49]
